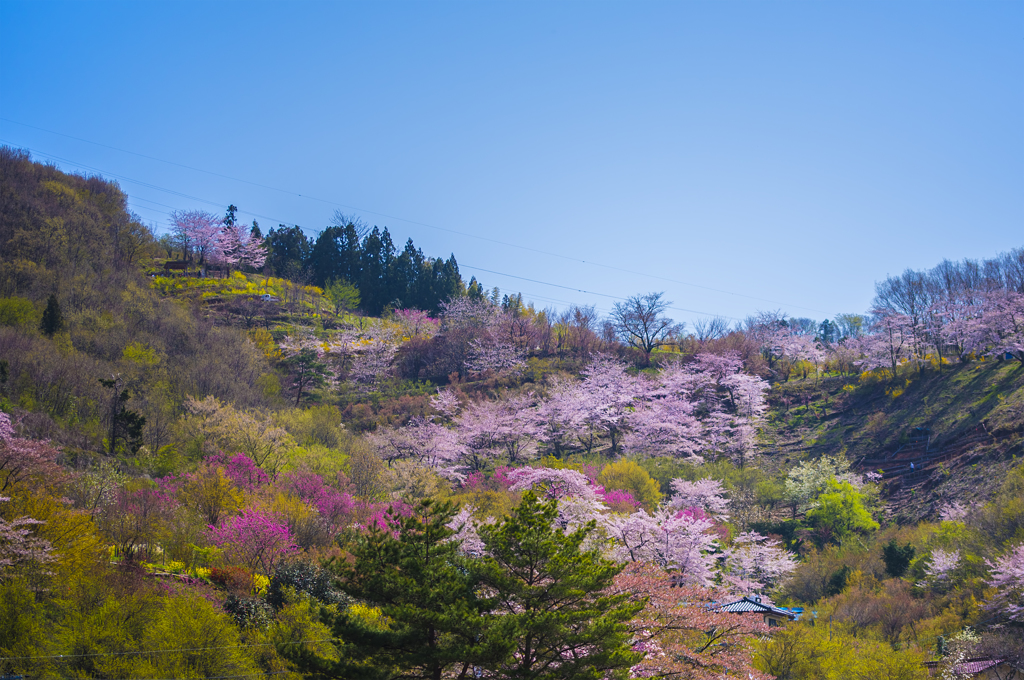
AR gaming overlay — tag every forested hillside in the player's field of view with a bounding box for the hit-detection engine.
[1,147,1023,679]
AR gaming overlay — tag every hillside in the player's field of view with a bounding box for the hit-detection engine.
[2,148,1024,679]
[763,362,1024,523]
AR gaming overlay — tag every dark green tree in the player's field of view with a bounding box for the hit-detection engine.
[882,539,916,578]
[99,376,146,454]
[265,225,313,278]
[478,492,644,680]
[284,348,331,406]
[39,294,64,337]
[321,499,514,680]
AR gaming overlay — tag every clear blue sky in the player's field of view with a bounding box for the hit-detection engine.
[1,1,1021,326]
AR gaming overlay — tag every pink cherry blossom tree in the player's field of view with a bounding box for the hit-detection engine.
[0,497,54,573]
[455,393,542,469]
[217,221,267,271]
[603,508,719,586]
[854,309,916,377]
[393,309,439,339]
[972,289,1024,364]
[465,337,527,377]
[721,531,797,595]
[445,505,485,556]
[506,466,608,532]
[925,549,961,583]
[668,478,731,518]
[985,543,1024,622]
[0,413,63,494]
[169,209,224,265]
[368,417,464,480]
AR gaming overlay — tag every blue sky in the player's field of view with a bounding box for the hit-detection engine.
[1,1,1021,326]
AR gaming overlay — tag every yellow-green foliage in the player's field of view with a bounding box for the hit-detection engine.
[755,620,930,680]
[177,395,297,474]
[249,327,282,361]
[150,271,327,313]
[348,602,390,631]
[598,459,663,511]
[259,592,340,668]
[122,341,160,365]
[0,296,38,328]
[2,487,105,585]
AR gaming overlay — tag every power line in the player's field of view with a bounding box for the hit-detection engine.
[8,141,739,321]
[461,264,742,321]
[0,639,332,661]
[0,120,830,314]
[0,142,296,232]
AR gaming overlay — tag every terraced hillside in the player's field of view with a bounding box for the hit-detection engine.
[761,361,1024,523]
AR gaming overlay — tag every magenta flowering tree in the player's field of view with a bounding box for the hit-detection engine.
[279,469,355,532]
[985,544,1024,622]
[601,488,641,514]
[209,509,299,576]
[213,452,268,492]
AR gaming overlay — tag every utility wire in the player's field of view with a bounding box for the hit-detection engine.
[461,264,742,321]
[4,140,742,320]
[0,639,332,661]
[13,142,736,320]
[0,120,830,314]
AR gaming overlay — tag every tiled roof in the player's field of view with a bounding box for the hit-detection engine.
[956,658,1005,674]
[717,597,796,619]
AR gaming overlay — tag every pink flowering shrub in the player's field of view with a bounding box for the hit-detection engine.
[279,469,355,530]
[601,488,641,513]
[209,509,298,576]
[210,452,268,492]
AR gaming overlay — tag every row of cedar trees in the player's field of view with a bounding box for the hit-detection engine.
[260,221,478,316]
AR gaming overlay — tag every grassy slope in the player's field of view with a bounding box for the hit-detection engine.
[760,361,1024,524]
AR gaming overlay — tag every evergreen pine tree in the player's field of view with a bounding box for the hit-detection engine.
[39,294,63,337]
[322,499,514,680]
[478,492,644,680]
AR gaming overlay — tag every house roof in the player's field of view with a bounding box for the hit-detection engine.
[955,658,1007,674]
[924,657,1011,674]
[717,597,796,620]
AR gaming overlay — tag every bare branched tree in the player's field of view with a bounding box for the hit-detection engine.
[610,292,682,359]
[329,210,370,241]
